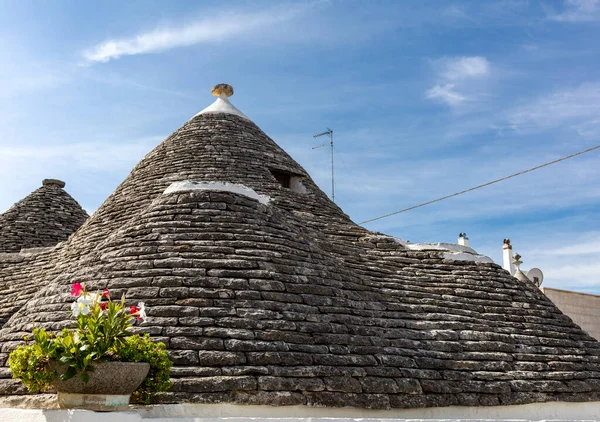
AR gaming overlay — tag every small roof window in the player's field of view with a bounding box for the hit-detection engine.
[269,169,307,194]
[270,169,291,188]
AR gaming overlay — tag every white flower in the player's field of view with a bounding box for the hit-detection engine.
[77,292,100,306]
[71,300,91,316]
[137,302,147,322]
[77,294,92,306]
[71,293,99,316]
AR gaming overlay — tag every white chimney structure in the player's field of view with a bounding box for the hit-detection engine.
[503,238,515,275]
[513,253,531,283]
[458,233,469,247]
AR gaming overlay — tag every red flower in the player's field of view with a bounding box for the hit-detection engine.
[102,289,110,298]
[100,302,108,311]
[70,282,83,297]
[130,305,142,320]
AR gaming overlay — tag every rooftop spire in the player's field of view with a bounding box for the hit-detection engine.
[42,179,66,189]
[513,253,531,282]
[192,83,249,121]
[211,83,234,97]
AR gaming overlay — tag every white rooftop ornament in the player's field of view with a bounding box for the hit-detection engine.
[513,253,531,282]
[192,83,250,120]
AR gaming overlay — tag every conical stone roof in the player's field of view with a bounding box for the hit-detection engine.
[1,86,600,409]
[0,179,89,253]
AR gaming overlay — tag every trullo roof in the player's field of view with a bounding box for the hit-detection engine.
[0,179,88,253]
[0,86,599,409]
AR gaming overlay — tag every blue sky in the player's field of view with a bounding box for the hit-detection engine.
[2,0,600,293]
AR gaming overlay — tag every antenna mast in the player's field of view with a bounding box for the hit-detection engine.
[313,128,335,202]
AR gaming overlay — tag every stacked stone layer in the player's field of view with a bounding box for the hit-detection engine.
[0,113,599,409]
[0,183,88,253]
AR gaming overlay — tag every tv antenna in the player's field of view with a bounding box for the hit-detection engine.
[313,127,335,202]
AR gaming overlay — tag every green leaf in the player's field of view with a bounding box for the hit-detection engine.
[58,356,71,364]
[60,366,77,381]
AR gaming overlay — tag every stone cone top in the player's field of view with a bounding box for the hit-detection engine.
[0,179,89,253]
[193,84,249,121]
[42,179,66,188]
[1,85,600,409]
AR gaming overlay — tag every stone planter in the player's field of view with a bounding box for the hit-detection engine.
[49,361,150,411]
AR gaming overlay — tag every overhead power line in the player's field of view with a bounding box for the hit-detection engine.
[359,142,600,225]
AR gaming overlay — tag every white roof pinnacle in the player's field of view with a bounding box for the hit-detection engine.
[191,84,250,121]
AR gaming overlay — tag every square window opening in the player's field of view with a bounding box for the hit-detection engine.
[269,169,307,194]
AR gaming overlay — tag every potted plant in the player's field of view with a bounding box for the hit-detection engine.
[8,283,173,411]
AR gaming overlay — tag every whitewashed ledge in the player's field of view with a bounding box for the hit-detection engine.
[2,401,600,422]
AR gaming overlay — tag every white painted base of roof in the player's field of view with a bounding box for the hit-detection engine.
[192,95,250,120]
[2,401,600,421]
[164,181,271,205]
[358,237,494,264]
[406,242,494,264]
[405,242,477,254]
[441,251,495,263]
[361,234,410,246]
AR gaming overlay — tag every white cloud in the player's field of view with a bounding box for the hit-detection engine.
[425,83,468,106]
[514,232,600,289]
[539,236,600,256]
[550,0,600,22]
[508,82,600,135]
[82,4,314,64]
[441,56,490,80]
[425,56,491,107]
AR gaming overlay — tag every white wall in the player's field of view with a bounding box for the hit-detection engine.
[542,287,600,340]
[2,401,600,421]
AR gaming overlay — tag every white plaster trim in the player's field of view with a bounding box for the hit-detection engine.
[164,181,270,205]
[443,251,495,263]
[405,242,477,254]
[359,237,493,263]
[404,242,494,264]
[192,95,250,120]
[2,401,600,421]
[361,234,410,246]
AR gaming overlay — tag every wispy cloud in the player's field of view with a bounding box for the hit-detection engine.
[538,235,600,256]
[440,56,491,80]
[425,84,467,106]
[549,0,600,22]
[517,232,600,290]
[425,56,491,106]
[81,3,316,64]
[507,82,600,136]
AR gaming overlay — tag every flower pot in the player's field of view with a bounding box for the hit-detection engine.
[49,361,150,411]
